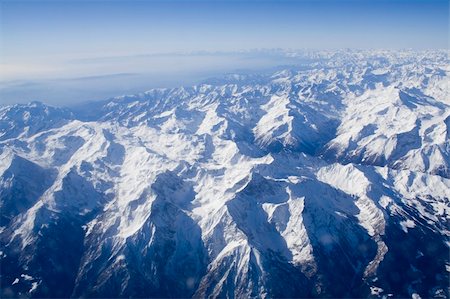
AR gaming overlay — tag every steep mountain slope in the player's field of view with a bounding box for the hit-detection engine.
[0,101,74,141]
[0,50,449,298]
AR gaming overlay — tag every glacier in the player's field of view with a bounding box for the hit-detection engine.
[0,50,449,298]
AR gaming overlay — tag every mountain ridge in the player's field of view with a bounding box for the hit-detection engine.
[0,50,449,298]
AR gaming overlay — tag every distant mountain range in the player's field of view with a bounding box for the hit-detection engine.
[1,50,449,298]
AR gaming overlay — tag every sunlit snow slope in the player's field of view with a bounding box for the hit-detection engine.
[1,50,449,298]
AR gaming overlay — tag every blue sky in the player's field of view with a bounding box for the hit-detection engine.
[0,0,448,105]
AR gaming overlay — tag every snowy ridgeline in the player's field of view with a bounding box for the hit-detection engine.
[0,50,449,298]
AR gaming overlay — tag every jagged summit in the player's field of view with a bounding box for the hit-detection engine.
[1,50,449,298]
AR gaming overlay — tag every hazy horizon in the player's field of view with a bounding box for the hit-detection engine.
[0,0,448,105]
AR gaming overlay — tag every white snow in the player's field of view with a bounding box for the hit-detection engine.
[20,274,33,281]
[0,49,448,298]
[29,281,39,293]
[400,219,416,233]
[370,286,384,295]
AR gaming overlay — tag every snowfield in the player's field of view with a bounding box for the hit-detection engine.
[0,50,449,298]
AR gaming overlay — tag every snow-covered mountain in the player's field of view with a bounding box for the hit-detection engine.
[1,50,449,298]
